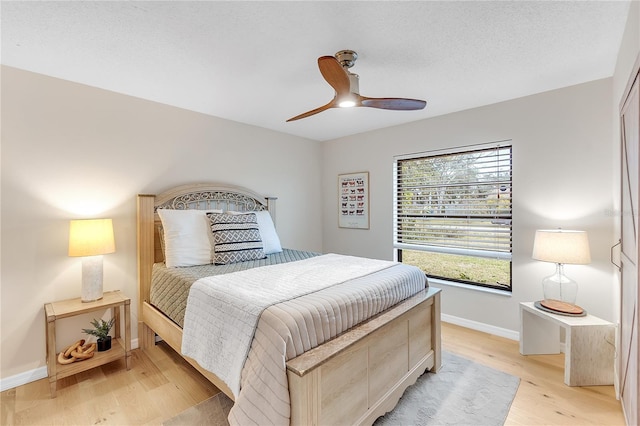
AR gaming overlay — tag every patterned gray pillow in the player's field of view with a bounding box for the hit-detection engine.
[207,212,266,264]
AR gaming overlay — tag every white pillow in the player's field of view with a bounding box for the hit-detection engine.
[228,210,283,254]
[157,209,221,267]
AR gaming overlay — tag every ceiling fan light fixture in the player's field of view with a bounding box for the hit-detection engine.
[339,97,356,108]
[338,73,359,107]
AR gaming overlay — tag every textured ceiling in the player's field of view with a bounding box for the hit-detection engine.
[1,1,631,141]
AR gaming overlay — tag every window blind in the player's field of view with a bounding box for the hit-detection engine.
[394,144,512,260]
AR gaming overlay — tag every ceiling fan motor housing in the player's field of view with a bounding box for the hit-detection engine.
[335,50,358,69]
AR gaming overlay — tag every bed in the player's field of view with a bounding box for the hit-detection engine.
[137,182,441,425]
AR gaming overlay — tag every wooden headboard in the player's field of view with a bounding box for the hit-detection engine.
[136,183,277,342]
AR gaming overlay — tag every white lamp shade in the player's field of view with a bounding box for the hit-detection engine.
[532,229,591,265]
[69,219,115,257]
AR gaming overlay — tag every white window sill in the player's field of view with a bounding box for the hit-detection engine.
[427,277,512,297]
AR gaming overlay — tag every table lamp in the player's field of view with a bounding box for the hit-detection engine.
[68,218,115,302]
[532,229,590,313]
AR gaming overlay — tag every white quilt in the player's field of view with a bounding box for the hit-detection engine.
[181,253,398,397]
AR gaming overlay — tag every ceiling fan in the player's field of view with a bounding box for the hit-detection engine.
[286,50,426,122]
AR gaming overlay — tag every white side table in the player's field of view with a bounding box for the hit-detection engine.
[519,302,614,386]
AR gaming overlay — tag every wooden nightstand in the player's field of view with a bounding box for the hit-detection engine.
[44,290,131,397]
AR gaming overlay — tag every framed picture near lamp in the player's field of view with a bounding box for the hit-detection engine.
[338,171,369,229]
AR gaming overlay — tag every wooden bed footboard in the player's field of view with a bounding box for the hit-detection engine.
[287,288,441,426]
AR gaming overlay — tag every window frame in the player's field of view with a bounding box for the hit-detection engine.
[393,141,513,291]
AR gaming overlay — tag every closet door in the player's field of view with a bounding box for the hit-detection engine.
[620,72,639,426]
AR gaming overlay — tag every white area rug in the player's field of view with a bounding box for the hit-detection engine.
[374,351,520,425]
[164,351,519,426]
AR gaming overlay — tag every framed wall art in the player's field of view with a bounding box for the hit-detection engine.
[338,171,369,229]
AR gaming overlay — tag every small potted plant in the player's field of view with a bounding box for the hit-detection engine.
[82,317,116,351]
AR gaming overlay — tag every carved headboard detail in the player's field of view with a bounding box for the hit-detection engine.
[153,183,276,217]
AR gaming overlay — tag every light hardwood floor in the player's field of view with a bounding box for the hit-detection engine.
[1,322,625,425]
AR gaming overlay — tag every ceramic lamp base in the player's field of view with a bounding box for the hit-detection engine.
[81,255,104,302]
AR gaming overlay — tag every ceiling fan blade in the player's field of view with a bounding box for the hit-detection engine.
[318,56,351,95]
[361,97,426,111]
[286,100,336,122]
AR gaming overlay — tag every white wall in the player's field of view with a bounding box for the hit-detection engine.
[0,66,323,380]
[322,79,615,332]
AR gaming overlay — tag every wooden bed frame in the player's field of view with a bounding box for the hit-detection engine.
[137,183,441,425]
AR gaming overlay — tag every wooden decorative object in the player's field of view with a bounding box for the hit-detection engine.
[57,340,97,364]
[540,299,585,315]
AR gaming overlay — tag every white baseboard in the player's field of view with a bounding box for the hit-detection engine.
[442,313,520,341]
[442,314,571,353]
[0,367,48,392]
[0,338,139,392]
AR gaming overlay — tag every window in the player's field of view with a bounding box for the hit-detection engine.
[394,142,512,291]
